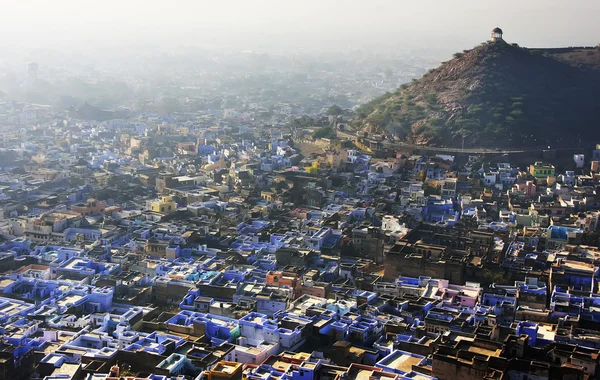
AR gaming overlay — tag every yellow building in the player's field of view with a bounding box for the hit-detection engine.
[208,361,242,380]
[307,161,319,174]
[148,196,177,214]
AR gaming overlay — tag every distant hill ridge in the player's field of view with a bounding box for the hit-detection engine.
[353,32,600,148]
[68,102,129,121]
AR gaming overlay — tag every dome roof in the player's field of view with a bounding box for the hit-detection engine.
[492,27,503,34]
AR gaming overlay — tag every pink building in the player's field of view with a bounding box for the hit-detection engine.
[512,181,536,198]
[70,199,107,216]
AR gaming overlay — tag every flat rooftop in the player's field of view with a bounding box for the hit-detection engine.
[380,352,422,373]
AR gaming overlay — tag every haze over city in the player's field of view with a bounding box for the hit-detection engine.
[1,0,600,53]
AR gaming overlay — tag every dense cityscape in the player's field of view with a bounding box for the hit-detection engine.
[1,4,600,380]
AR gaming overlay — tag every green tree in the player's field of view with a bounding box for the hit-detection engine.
[423,182,441,196]
[424,93,438,105]
[312,126,335,140]
[326,104,343,116]
[484,269,506,284]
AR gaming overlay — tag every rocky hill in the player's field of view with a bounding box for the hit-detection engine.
[353,41,600,148]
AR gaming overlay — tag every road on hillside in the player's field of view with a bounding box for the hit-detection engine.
[382,141,584,155]
[333,130,584,155]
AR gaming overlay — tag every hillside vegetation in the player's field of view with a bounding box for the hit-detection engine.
[354,41,600,148]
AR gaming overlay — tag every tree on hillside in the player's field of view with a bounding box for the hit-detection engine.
[326,104,343,116]
[312,126,335,140]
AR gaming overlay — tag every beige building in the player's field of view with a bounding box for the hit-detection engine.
[147,196,177,214]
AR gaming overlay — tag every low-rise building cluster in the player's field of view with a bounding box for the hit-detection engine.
[0,106,600,379]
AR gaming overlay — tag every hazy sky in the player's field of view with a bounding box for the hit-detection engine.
[1,0,599,52]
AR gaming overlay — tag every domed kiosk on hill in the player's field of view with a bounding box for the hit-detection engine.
[491,27,503,42]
